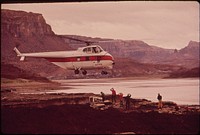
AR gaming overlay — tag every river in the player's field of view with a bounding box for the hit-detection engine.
[51,78,199,105]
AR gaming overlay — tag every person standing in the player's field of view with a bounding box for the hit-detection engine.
[125,94,131,110]
[118,93,124,107]
[100,92,105,102]
[110,88,116,103]
[157,93,163,109]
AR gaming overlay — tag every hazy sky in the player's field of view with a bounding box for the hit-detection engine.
[2,1,199,49]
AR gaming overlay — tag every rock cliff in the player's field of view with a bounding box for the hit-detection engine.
[2,9,54,38]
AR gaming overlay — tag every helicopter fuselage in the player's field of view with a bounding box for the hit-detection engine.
[14,45,114,75]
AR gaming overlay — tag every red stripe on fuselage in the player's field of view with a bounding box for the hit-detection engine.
[45,55,113,62]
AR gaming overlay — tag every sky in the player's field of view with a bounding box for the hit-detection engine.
[2,1,199,49]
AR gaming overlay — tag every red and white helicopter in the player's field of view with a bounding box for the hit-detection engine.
[13,40,115,75]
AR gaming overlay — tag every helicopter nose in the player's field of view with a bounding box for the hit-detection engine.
[111,56,115,65]
[107,53,114,60]
[104,52,114,64]
[109,54,115,65]
[111,56,115,64]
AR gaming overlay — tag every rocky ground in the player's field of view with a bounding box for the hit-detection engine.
[1,79,200,134]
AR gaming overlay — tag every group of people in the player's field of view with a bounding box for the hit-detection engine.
[101,88,132,110]
[101,88,163,110]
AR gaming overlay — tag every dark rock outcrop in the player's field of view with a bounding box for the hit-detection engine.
[168,67,200,78]
[1,62,50,82]
[1,93,200,134]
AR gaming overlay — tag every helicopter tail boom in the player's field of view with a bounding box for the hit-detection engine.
[13,47,25,61]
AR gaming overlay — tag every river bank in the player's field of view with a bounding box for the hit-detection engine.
[1,78,200,134]
[1,90,200,134]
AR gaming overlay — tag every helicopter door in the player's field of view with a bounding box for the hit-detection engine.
[91,47,102,68]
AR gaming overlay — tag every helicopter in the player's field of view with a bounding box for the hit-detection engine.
[13,37,115,75]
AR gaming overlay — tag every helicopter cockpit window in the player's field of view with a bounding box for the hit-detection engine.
[92,47,102,53]
[92,47,98,53]
[83,47,92,54]
[83,46,103,54]
[83,48,87,53]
